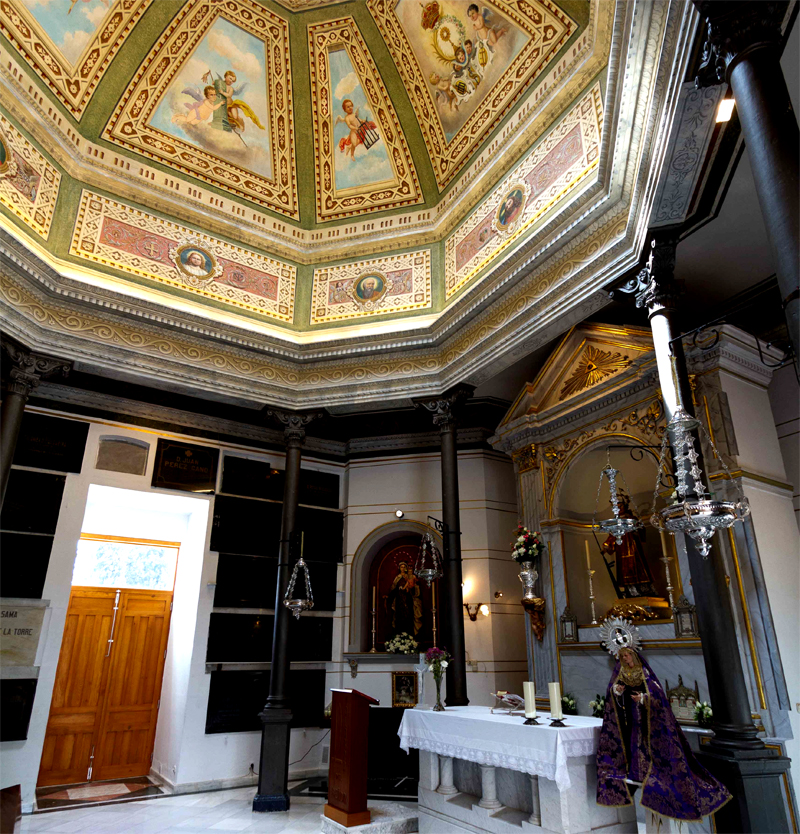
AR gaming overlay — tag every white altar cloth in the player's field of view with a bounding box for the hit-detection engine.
[398,706,601,792]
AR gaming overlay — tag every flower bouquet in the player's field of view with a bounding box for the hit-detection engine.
[589,694,606,718]
[386,632,418,655]
[425,647,451,711]
[512,524,544,564]
[561,692,578,715]
[694,700,713,728]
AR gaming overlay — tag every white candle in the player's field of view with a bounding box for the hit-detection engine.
[659,529,669,558]
[549,682,563,720]
[432,583,436,610]
[523,681,537,718]
[584,539,591,571]
[372,586,376,610]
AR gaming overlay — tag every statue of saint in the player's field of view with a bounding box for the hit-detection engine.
[387,561,422,637]
[601,492,656,597]
[596,645,731,822]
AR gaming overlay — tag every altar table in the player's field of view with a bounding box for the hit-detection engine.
[398,707,636,834]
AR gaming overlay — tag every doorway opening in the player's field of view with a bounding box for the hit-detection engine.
[37,485,209,798]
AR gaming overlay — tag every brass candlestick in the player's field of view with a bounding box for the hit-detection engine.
[370,607,377,652]
[660,531,675,608]
[587,568,598,625]
[432,605,438,647]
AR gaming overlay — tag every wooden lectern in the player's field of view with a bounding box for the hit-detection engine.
[324,688,380,827]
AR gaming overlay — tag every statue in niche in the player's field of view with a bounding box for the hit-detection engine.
[387,561,422,638]
[601,491,656,598]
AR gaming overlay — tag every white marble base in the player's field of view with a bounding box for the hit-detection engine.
[320,801,418,834]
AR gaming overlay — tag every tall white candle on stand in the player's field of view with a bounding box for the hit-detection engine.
[584,539,591,571]
[523,682,537,719]
[548,682,563,720]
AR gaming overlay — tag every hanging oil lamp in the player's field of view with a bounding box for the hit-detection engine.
[283,531,314,619]
[592,450,643,545]
[651,406,749,557]
[414,526,442,586]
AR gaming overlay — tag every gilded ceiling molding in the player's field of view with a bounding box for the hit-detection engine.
[445,82,602,299]
[103,0,298,218]
[307,17,422,222]
[0,114,60,239]
[311,249,431,324]
[0,0,152,120]
[368,0,576,191]
[70,190,296,322]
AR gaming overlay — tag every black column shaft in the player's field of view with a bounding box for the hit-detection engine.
[439,421,468,707]
[0,388,28,508]
[728,47,799,360]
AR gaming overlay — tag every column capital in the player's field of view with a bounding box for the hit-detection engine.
[264,407,324,444]
[2,340,71,398]
[693,1,787,87]
[617,236,683,314]
[413,384,474,430]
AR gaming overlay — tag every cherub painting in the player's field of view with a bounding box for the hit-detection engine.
[149,18,273,179]
[396,0,527,140]
[328,48,395,192]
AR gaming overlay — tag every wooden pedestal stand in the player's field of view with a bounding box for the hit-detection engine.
[324,688,379,827]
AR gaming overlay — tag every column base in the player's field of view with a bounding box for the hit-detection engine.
[698,745,791,834]
[253,794,290,813]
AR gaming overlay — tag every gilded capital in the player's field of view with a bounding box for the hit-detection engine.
[512,443,539,474]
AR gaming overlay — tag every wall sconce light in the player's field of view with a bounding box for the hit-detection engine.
[395,509,404,518]
[716,97,735,123]
[494,591,503,599]
[464,603,489,621]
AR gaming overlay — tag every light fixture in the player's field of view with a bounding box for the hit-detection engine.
[283,532,314,619]
[716,97,735,123]
[494,591,503,599]
[592,450,643,545]
[395,509,404,518]
[414,525,442,586]
[464,603,489,621]
[651,406,750,557]
[560,606,578,643]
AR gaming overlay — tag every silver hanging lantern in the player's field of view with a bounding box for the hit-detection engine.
[414,527,442,586]
[283,532,314,619]
[651,406,750,557]
[592,451,643,545]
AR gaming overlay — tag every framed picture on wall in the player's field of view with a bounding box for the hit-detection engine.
[391,672,418,708]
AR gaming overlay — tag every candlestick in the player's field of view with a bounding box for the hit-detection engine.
[523,681,539,725]
[548,682,565,726]
[369,586,377,653]
[432,582,438,648]
[659,530,675,608]
[584,538,591,572]
[587,568,598,625]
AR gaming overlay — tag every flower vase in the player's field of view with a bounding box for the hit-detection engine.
[433,674,445,711]
[519,560,546,642]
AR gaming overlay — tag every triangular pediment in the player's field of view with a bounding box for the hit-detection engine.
[502,324,654,426]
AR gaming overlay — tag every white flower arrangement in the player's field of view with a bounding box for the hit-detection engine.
[386,632,419,654]
[589,694,606,717]
[694,700,713,726]
[511,524,544,564]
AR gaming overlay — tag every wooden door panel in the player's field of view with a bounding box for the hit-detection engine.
[92,591,171,781]
[38,589,116,787]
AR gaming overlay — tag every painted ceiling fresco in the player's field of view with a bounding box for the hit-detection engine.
[368,0,576,189]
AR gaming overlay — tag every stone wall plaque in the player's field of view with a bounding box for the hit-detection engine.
[152,439,218,493]
[0,599,48,667]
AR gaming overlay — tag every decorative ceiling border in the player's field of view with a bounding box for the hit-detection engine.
[70,190,296,322]
[307,16,422,222]
[103,0,298,218]
[367,0,576,191]
[0,0,152,121]
[0,113,60,239]
[445,81,602,299]
[311,249,431,324]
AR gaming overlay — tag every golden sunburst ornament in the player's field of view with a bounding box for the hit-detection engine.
[560,346,632,400]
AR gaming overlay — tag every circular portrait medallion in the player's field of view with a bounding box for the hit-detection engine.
[169,240,222,287]
[350,272,388,307]
[492,182,530,236]
[0,130,17,179]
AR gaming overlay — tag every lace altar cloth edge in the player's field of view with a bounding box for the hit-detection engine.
[398,706,600,792]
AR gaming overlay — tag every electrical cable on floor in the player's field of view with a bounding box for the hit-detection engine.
[288,729,330,767]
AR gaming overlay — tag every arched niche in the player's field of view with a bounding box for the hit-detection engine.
[348,520,443,652]
[551,436,681,626]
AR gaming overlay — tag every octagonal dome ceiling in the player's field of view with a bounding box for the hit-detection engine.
[0,0,703,408]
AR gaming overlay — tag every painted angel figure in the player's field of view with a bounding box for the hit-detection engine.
[335,99,378,159]
[467,4,509,68]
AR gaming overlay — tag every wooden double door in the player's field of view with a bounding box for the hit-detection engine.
[38,587,172,787]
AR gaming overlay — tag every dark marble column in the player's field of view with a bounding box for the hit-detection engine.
[694,1,799,364]
[620,238,790,834]
[415,385,473,707]
[253,409,322,813]
[0,340,70,508]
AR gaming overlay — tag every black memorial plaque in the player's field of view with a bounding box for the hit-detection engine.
[213,554,278,609]
[221,456,285,501]
[0,533,54,599]
[206,613,275,663]
[152,439,218,493]
[0,679,37,741]
[210,495,282,556]
[296,506,344,563]
[298,469,340,509]
[1,471,65,534]
[12,413,89,473]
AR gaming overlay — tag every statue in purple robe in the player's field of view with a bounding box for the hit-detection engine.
[596,618,731,822]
